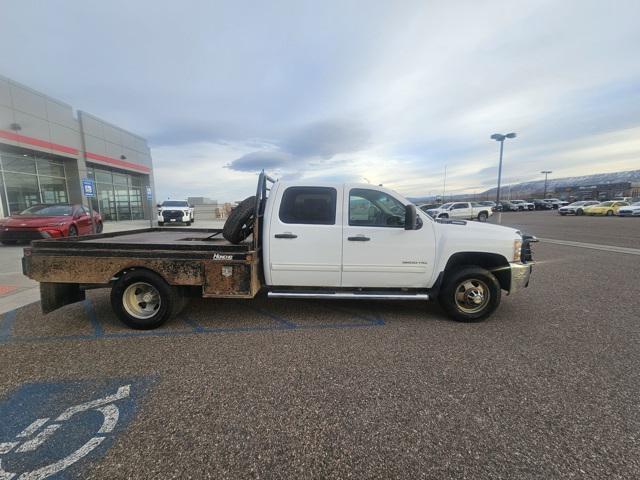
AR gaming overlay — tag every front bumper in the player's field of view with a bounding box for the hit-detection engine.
[619,211,640,216]
[0,228,49,242]
[509,262,532,294]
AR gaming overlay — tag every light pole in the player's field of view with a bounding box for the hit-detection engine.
[541,170,552,198]
[491,132,517,206]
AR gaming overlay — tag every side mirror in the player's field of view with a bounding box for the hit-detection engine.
[404,204,417,230]
[156,204,162,208]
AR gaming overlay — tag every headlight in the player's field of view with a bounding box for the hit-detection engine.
[45,222,66,227]
[513,239,522,262]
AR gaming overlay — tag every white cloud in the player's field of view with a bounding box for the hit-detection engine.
[1,0,639,200]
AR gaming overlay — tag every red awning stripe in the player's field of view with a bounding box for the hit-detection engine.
[0,129,151,174]
[0,129,79,155]
[85,152,151,173]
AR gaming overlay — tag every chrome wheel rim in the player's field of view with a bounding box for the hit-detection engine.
[454,279,490,314]
[123,282,161,319]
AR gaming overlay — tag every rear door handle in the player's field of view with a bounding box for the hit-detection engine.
[274,233,297,239]
[348,236,370,241]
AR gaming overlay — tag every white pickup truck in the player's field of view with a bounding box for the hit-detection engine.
[425,202,493,222]
[23,173,535,329]
[157,200,195,226]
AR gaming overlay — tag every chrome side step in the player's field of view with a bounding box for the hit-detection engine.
[268,291,429,301]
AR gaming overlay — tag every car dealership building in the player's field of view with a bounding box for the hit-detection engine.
[0,74,155,221]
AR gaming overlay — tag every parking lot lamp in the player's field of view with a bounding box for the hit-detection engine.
[541,170,552,198]
[491,132,516,204]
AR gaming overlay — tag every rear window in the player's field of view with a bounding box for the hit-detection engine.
[279,187,337,225]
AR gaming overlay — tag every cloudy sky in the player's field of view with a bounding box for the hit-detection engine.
[1,0,639,201]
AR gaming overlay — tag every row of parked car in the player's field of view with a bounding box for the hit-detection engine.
[558,200,640,216]
[419,197,640,218]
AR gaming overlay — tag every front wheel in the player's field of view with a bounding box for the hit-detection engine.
[95,221,103,234]
[67,225,78,238]
[477,212,488,222]
[606,210,614,216]
[158,221,164,226]
[111,270,187,329]
[438,267,501,322]
[576,209,583,216]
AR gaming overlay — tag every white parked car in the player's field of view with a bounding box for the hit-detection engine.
[618,201,640,217]
[558,201,600,216]
[157,200,195,226]
[426,202,493,222]
[510,200,534,211]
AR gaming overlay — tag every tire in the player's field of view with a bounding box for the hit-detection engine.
[576,209,583,216]
[559,212,566,216]
[110,269,186,329]
[438,266,501,322]
[96,221,103,234]
[223,196,257,244]
[186,221,192,226]
[68,225,78,238]
[158,222,164,226]
[477,212,488,222]
[606,210,614,216]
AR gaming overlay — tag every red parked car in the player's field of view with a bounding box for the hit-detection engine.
[0,203,102,245]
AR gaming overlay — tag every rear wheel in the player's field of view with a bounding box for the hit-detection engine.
[95,221,103,234]
[606,210,614,216]
[438,266,501,322]
[158,221,164,226]
[576,209,583,216]
[111,269,187,329]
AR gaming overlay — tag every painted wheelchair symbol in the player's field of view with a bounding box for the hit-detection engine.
[0,385,130,480]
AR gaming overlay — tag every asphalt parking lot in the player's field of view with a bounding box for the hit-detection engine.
[0,212,639,479]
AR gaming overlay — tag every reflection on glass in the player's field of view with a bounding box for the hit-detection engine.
[36,158,65,177]
[39,176,68,204]
[2,153,37,174]
[4,172,40,213]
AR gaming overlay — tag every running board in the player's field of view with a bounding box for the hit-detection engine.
[268,291,430,301]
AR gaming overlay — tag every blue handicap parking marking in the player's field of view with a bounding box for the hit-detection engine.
[0,377,155,479]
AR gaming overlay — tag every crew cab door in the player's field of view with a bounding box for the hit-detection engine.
[341,187,435,288]
[267,185,343,286]
[450,202,471,219]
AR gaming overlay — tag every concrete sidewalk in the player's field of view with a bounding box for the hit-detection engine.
[0,219,225,314]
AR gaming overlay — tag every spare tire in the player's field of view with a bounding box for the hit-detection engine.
[223,196,257,243]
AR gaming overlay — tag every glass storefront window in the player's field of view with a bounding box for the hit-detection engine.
[95,169,113,184]
[115,186,131,220]
[113,173,128,185]
[98,185,116,221]
[129,187,143,219]
[39,176,68,204]
[36,158,65,177]
[4,172,40,213]
[2,152,37,174]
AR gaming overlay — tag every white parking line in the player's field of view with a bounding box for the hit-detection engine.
[539,238,640,255]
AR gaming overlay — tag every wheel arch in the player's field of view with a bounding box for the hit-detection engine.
[110,266,171,286]
[442,252,511,292]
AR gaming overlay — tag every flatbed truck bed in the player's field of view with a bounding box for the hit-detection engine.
[23,227,262,317]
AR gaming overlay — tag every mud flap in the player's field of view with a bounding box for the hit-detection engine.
[40,282,86,314]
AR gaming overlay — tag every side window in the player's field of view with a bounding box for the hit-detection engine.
[279,187,336,225]
[452,203,467,210]
[349,188,405,227]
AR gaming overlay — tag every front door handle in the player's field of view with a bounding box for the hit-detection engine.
[348,236,370,241]
[274,233,297,239]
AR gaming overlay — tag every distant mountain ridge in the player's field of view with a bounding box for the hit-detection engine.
[408,169,640,203]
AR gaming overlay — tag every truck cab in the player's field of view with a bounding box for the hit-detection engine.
[260,181,533,321]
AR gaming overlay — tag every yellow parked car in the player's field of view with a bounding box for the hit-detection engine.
[583,201,629,216]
